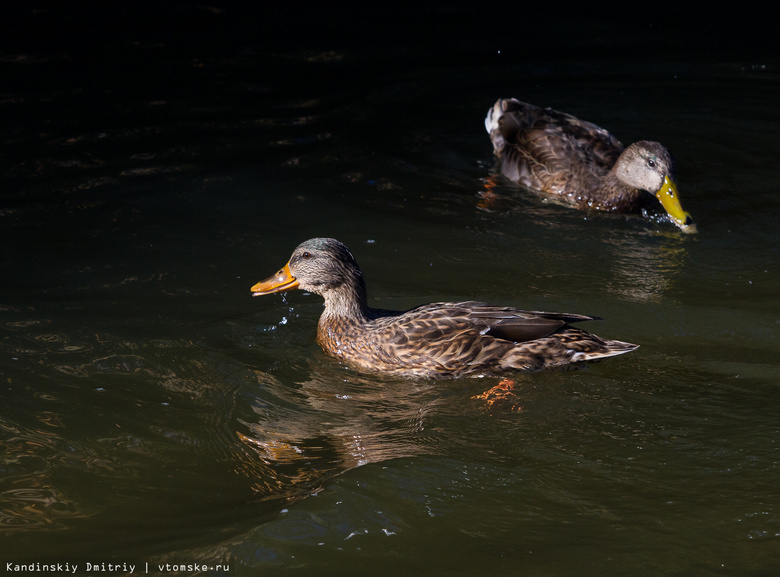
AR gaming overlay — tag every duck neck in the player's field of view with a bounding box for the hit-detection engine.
[600,170,641,211]
[320,276,371,325]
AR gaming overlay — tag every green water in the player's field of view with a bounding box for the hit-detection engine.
[1,5,779,577]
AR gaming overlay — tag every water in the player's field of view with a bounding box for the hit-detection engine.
[1,5,779,576]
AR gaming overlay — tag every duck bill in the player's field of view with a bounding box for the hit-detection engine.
[656,176,696,232]
[251,263,299,296]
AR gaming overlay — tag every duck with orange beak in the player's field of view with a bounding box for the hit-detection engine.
[252,238,639,379]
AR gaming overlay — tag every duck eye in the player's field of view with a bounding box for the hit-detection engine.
[647,158,656,168]
[302,251,312,259]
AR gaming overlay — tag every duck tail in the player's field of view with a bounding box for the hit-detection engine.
[569,339,639,363]
[484,98,508,154]
[484,99,504,134]
[486,97,535,156]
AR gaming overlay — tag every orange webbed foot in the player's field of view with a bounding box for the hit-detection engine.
[471,378,523,412]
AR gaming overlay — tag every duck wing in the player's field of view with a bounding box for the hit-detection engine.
[516,109,623,179]
[464,303,600,343]
[400,301,599,344]
[538,109,622,166]
[488,98,623,190]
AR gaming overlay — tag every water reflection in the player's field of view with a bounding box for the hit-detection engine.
[236,364,441,498]
[477,177,691,303]
[601,231,690,303]
[0,420,94,530]
[0,297,457,557]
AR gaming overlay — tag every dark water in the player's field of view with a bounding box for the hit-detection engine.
[1,5,779,576]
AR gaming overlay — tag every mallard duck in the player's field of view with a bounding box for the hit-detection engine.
[251,238,638,378]
[485,97,695,232]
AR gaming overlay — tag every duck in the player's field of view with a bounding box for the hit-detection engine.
[485,97,695,232]
[251,238,638,379]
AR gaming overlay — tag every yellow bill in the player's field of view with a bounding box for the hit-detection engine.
[656,176,696,233]
[251,263,299,296]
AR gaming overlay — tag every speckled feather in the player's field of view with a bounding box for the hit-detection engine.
[252,239,638,379]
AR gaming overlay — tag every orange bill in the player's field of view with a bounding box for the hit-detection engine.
[656,176,695,232]
[251,262,299,296]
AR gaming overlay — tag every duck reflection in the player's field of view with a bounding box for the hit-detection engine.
[601,231,689,303]
[478,178,690,303]
[235,362,443,498]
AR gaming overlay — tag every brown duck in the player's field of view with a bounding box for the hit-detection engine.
[485,97,695,232]
[251,238,638,378]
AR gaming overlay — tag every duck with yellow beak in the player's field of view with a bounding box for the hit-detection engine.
[486,97,695,232]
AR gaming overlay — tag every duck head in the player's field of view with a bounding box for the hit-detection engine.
[251,238,366,299]
[615,141,695,232]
